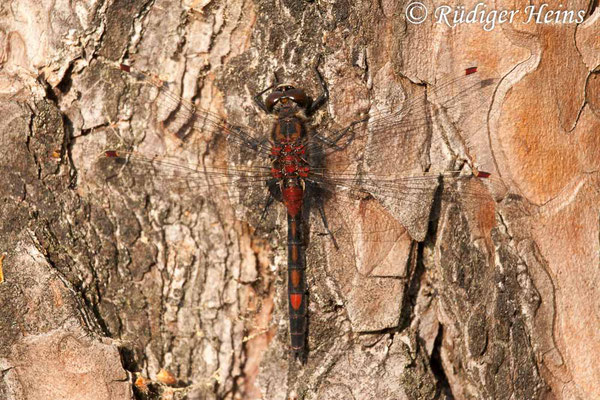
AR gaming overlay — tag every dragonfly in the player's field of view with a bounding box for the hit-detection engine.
[99,60,500,361]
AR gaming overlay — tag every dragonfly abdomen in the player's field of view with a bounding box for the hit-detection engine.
[269,114,312,357]
[287,212,307,357]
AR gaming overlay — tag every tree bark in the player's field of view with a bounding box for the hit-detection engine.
[0,0,599,399]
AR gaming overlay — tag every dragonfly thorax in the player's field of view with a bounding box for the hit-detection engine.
[270,141,310,180]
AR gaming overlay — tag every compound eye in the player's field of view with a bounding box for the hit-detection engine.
[285,88,309,108]
[265,91,283,112]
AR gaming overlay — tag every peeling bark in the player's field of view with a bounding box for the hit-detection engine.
[1,0,599,399]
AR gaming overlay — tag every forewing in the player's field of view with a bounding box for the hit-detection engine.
[97,66,278,227]
[119,64,273,157]
[309,67,498,167]
[307,67,499,240]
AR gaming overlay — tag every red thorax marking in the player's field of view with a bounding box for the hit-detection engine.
[270,142,310,180]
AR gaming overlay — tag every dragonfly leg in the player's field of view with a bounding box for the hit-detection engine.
[316,199,339,250]
[239,134,272,153]
[266,178,282,202]
[253,73,279,114]
[313,116,367,151]
[255,179,282,229]
[258,193,276,227]
[307,56,329,116]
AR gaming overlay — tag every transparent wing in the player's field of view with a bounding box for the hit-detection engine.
[101,64,504,253]
[306,67,498,166]
[309,171,498,277]
[96,150,278,229]
[302,67,501,241]
[119,64,273,158]
[102,65,280,227]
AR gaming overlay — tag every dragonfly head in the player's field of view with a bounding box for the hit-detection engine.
[266,84,310,113]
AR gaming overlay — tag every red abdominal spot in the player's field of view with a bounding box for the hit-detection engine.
[466,66,478,75]
[283,187,303,217]
[291,269,301,286]
[290,294,302,310]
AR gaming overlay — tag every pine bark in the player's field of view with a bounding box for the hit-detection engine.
[0,0,599,399]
